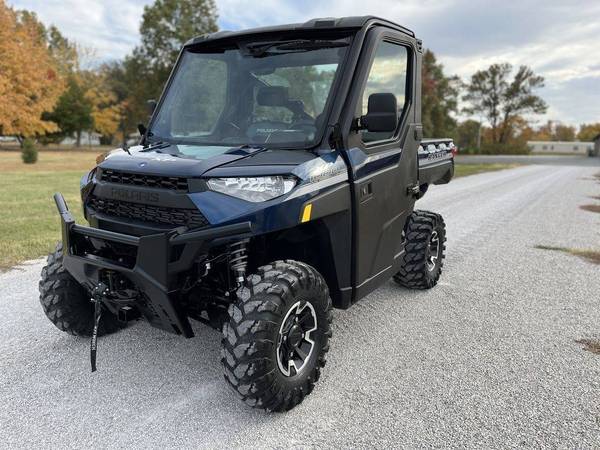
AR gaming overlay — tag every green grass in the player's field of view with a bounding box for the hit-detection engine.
[0,151,97,270]
[454,163,521,178]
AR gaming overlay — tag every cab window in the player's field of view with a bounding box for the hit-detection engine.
[358,41,409,143]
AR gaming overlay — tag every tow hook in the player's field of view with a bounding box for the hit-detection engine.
[90,282,109,372]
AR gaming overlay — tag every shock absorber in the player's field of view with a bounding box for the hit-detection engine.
[228,239,249,285]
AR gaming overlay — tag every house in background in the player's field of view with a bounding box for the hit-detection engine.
[527,141,594,155]
[592,134,600,157]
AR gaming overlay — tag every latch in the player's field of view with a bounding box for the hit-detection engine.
[407,183,420,198]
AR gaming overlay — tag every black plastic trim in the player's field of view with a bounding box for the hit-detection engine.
[54,193,251,337]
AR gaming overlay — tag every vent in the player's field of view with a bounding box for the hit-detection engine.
[100,169,189,192]
[87,196,209,229]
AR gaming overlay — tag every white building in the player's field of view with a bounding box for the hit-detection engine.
[527,141,593,155]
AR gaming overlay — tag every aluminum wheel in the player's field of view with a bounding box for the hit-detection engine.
[426,230,440,272]
[276,301,318,377]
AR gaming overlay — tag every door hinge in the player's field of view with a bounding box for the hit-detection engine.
[328,123,343,150]
[414,125,423,141]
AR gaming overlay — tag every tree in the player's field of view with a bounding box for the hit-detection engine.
[0,3,63,143]
[532,120,553,141]
[82,70,124,144]
[463,63,547,144]
[554,124,576,141]
[122,0,219,130]
[421,50,459,138]
[45,76,93,146]
[138,0,218,71]
[454,120,481,152]
[46,25,78,76]
[531,120,576,141]
[577,123,600,141]
[100,60,149,142]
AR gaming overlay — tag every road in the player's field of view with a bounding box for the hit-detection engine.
[456,154,598,166]
[1,160,600,448]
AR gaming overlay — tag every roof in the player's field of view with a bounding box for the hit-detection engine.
[185,16,415,47]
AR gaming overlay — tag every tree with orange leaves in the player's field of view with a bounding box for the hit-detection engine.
[0,2,64,144]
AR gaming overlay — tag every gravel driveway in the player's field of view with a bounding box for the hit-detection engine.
[1,161,600,448]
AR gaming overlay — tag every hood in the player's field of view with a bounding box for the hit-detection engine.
[98,144,315,178]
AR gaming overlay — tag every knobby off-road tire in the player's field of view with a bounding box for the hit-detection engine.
[222,260,333,412]
[39,242,121,336]
[394,210,446,289]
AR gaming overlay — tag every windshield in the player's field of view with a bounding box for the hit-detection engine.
[149,37,350,148]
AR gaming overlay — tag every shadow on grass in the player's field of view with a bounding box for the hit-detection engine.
[534,245,600,265]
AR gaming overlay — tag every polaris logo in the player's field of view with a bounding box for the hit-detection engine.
[427,151,448,161]
[110,188,159,203]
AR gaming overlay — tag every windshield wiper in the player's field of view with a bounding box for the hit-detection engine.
[246,39,347,57]
[140,140,171,152]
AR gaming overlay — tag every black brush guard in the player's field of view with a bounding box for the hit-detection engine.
[54,193,251,338]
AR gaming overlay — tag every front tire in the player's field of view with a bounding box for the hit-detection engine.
[221,260,332,412]
[394,210,446,289]
[39,243,121,336]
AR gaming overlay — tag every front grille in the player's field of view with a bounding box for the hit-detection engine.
[100,169,189,192]
[87,196,209,229]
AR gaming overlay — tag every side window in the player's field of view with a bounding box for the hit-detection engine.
[358,41,409,144]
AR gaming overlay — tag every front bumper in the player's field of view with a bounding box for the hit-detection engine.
[54,193,251,337]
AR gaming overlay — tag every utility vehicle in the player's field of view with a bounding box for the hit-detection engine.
[40,16,454,411]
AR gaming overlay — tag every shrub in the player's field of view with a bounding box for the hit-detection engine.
[21,138,38,164]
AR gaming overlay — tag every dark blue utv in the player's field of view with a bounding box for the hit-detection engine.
[39,16,454,411]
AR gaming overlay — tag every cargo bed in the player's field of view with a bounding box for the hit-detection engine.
[418,138,455,186]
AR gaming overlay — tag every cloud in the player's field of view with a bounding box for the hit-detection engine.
[8,0,600,125]
[9,0,147,61]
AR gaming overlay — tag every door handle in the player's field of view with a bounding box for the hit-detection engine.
[360,181,373,201]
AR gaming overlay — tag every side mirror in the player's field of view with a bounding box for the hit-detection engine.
[359,93,398,133]
[147,99,157,115]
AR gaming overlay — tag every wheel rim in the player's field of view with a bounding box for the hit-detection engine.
[426,230,440,272]
[276,301,318,377]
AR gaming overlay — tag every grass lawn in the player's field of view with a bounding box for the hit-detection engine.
[0,150,521,270]
[454,163,521,178]
[0,151,98,270]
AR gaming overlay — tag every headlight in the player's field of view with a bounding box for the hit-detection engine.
[207,176,297,202]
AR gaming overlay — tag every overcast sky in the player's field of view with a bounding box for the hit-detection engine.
[10,0,600,127]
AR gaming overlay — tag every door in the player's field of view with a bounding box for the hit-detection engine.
[343,29,422,301]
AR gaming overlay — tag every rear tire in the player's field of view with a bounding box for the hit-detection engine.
[39,243,121,337]
[394,210,446,289]
[221,260,332,412]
